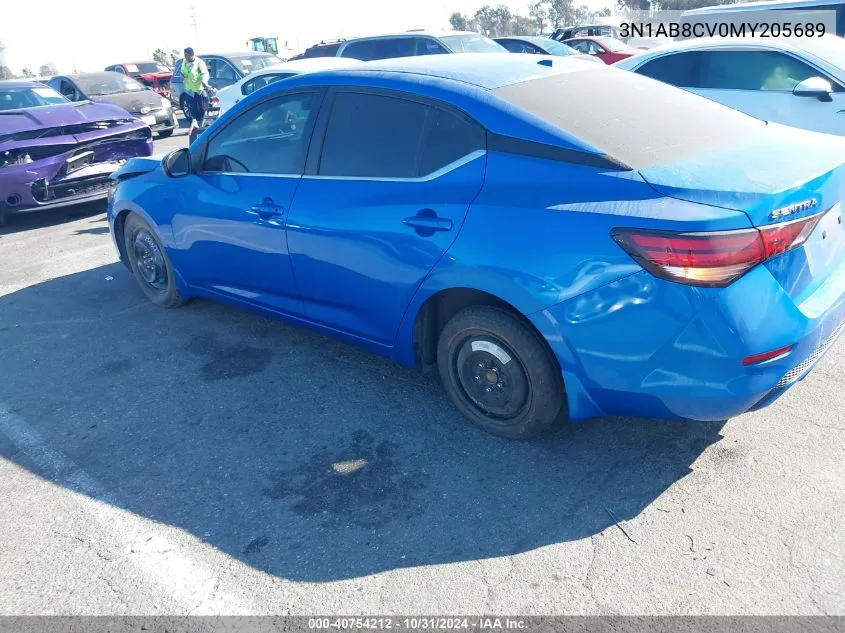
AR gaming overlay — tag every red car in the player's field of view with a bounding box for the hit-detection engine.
[104,62,173,101]
[562,36,637,64]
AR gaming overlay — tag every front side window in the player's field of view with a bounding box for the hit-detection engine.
[203,92,318,174]
[697,50,818,91]
[439,33,506,53]
[211,60,238,82]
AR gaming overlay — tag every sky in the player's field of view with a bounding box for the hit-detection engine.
[1,0,613,74]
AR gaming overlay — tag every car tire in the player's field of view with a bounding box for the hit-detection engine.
[437,306,565,439]
[157,129,174,138]
[123,213,185,308]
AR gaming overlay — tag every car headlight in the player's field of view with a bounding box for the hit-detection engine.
[161,96,171,109]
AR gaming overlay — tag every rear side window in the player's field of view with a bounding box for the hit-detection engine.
[303,43,342,58]
[419,108,485,175]
[492,69,765,169]
[318,93,485,178]
[319,92,428,177]
[341,37,443,61]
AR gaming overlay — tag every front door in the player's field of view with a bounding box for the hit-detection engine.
[168,90,323,316]
[691,49,845,135]
[286,90,487,344]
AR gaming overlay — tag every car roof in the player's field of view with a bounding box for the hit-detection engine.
[203,52,278,58]
[256,57,361,74]
[346,30,478,41]
[497,35,555,44]
[300,52,597,90]
[60,72,124,80]
[623,36,808,55]
[0,80,45,88]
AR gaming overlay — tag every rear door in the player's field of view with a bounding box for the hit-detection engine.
[286,89,487,344]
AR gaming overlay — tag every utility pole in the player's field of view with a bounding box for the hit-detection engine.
[188,4,199,47]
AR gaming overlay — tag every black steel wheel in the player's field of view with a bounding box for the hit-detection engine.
[437,306,565,439]
[123,213,185,308]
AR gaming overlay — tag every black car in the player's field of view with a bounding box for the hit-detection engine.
[494,36,602,62]
[49,72,177,138]
[288,39,348,60]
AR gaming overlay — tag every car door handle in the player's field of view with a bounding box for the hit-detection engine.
[402,212,453,233]
[249,198,284,220]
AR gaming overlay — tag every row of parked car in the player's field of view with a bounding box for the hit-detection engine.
[2,24,845,227]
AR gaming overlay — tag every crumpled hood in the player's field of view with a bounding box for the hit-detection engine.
[0,101,134,138]
[639,123,845,226]
[90,90,163,114]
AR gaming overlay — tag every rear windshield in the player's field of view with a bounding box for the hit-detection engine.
[440,34,506,53]
[492,68,765,169]
[597,37,633,52]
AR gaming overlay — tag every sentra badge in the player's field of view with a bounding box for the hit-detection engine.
[771,198,818,220]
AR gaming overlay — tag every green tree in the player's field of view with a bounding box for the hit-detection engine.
[0,66,16,80]
[512,15,537,34]
[547,0,575,29]
[21,68,35,78]
[153,48,169,65]
[38,62,58,77]
[449,12,468,30]
[528,1,548,33]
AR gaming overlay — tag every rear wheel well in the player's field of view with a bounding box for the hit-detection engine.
[412,288,559,376]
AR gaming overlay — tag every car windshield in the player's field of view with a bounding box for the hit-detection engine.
[440,34,507,53]
[536,38,578,56]
[76,75,146,95]
[793,36,845,68]
[0,86,67,111]
[597,37,634,52]
[131,62,171,74]
[231,55,284,75]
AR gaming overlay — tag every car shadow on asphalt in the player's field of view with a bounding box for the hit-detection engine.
[0,263,726,582]
[0,202,106,237]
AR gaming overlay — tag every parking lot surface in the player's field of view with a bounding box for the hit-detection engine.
[0,129,843,616]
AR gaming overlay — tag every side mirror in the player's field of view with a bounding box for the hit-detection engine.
[793,76,833,101]
[163,148,191,178]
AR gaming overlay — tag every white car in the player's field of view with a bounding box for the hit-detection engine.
[212,57,361,116]
[613,35,845,136]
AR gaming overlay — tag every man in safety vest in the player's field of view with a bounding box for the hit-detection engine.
[180,47,210,132]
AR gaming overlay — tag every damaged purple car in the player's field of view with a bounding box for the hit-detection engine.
[0,80,153,225]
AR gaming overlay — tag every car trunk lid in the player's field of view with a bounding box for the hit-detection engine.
[639,124,845,301]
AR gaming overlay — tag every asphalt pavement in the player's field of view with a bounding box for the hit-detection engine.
[0,124,842,616]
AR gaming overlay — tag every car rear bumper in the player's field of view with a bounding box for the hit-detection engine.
[531,258,845,422]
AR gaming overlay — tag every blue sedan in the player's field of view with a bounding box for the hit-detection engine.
[108,54,845,438]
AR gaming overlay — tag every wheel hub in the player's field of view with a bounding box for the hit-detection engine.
[456,337,528,419]
[133,229,167,290]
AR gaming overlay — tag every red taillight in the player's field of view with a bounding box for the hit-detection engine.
[742,344,794,366]
[612,213,823,287]
[211,96,219,106]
